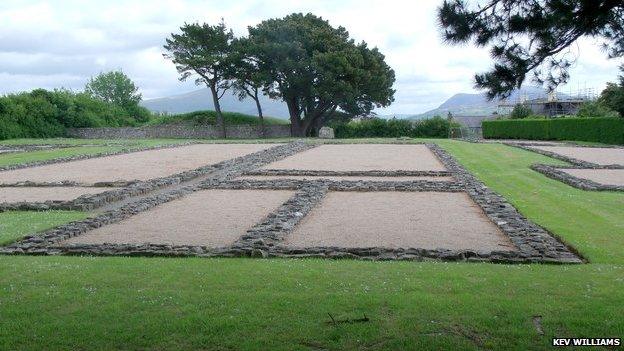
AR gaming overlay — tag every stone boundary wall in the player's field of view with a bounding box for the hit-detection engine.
[67,124,291,139]
[504,143,624,169]
[0,142,582,264]
[531,164,624,192]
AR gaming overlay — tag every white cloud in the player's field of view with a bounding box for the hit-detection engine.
[0,0,621,114]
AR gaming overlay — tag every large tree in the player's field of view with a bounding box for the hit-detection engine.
[85,70,142,109]
[438,0,624,99]
[247,13,395,136]
[164,21,233,137]
[227,37,268,134]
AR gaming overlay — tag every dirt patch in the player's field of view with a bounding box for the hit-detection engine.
[285,191,515,251]
[531,146,624,166]
[62,189,294,247]
[0,187,114,203]
[237,175,454,181]
[0,144,277,185]
[261,144,447,171]
[561,169,624,186]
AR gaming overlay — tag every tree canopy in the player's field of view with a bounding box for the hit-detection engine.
[599,65,624,117]
[163,21,234,137]
[85,70,142,108]
[247,13,395,136]
[438,0,624,99]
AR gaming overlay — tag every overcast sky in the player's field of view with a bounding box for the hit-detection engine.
[1,0,621,114]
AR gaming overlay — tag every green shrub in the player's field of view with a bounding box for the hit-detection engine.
[482,117,624,144]
[147,110,288,126]
[577,101,620,118]
[510,104,533,119]
[0,89,151,140]
[333,116,455,138]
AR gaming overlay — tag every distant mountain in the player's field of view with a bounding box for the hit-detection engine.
[141,88,290,119]
[410,86,563,119]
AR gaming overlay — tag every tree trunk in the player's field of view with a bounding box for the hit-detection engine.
[253,92,265,138]
[209,83,226,138]
[286,98,305,137]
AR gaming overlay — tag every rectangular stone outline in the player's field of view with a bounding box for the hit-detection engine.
[0,143,583,264]
[0,142,308,211]
[506,143,624,169]
[531,164,624,192]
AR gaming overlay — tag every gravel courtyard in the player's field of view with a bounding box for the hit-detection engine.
[530,145,624,166]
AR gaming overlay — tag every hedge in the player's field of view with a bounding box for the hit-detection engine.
[334,117,455,138]
[482,118,624,145]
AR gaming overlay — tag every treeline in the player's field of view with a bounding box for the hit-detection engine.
[0,89,150,139]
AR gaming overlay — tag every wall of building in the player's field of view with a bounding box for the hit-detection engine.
[67,124,291,139]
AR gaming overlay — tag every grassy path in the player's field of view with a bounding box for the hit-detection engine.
[0,139,622,350]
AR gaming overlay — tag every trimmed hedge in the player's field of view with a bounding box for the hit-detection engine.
[482,118,624,145]
[334,117,455,138]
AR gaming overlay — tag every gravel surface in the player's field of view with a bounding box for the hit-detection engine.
[62,189,294,247]
[261,144,447,171]
[237,175,454,181]
[0,144,277,185]
[0,186,115,203]
[285,191,516,251]
[561,169,624,186]
[531,146,624,166]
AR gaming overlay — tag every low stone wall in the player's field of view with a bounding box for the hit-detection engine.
[67,124,291,139]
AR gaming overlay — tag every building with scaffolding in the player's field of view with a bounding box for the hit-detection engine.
[497,88,595,117]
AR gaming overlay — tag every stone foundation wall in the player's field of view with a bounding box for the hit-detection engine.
[67,124,291,139]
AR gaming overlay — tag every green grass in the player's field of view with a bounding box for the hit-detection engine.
[0,211,88,245]
[0,139,623,350]
[147,110,290,126]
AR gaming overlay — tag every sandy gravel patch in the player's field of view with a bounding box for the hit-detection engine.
[562,169,624,186]
[237,175,454,181]
[63,189,294,247]
[261,144,447,171]
[0,144,276,185]
[531,146,624,166]
[285,191,515,251]
[0,187,114,203]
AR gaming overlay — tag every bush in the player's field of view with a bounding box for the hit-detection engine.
[147,110,288,126]
[510,104,533,119]
[0,89,151,140]
[577,101,620,118]
[482,117,624,144]
[333,116,456,138]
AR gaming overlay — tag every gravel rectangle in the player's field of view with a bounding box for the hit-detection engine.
[285,191,516,251]
[530,146,624,166]
[62,189,294,247]
[237,175,454,181]
[0,144,277,185]
[561,169,624,186]
[0,187,115,203]
[261,144,447,171]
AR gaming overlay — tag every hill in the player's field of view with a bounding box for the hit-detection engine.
[141,89,290,119]
[410,86,558,119]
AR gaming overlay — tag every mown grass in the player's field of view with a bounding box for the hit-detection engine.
[0,139,623,350]
[0,211,88,245]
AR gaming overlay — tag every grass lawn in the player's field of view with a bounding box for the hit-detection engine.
[0,211,88,245]
[0,139,623,350]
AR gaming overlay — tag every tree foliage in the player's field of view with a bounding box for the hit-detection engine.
[438,0,624,99]
[85,70,142,109]
[0,89,149,139]
[164,21,234,137]
[599,65,624,117]
[247,13,395,136]
[510,104,533,119]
